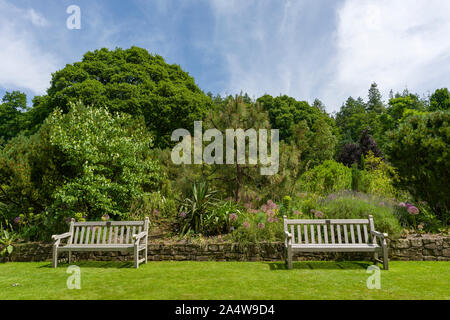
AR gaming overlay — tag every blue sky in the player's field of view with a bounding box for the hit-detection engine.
[1,0,449,112]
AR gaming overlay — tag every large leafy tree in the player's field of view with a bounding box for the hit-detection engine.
[0,102,163,239]
[430,88,450,111]
[29,46,213,148]
[335,96,368,142]
[386,111,449,223]
[256,94,336,143]
[366,82,385,113]
[0,91,29,145]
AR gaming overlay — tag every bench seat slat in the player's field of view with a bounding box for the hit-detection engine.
[59,244,135,252]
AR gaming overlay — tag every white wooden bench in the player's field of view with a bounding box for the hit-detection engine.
[52,218,149,268]
[283,215,388,270]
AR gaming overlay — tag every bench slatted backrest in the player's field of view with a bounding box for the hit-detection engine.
[70,221,147,245]
[284,218,374,245]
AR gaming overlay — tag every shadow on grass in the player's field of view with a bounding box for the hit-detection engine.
[38,261,134,269]
[267,261,372,271]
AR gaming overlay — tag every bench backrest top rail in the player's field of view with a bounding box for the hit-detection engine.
[284,218,370,225]
[73,221,145,227]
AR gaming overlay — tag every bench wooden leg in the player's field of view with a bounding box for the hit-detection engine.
[287,246,293,270]
[68,251,72,264]
[382,242,389,270]
[52,245,58,268]
[144,245,148,264]
[373,252,378,265]
[134,245,139,269]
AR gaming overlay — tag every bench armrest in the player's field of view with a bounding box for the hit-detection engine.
[52,232,72,241]
[284,231,293,246]
[133,231,147,241]
[371,230,388,239]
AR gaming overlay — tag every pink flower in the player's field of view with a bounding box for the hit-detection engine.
[294,210,301,216]
[398,202,406,208]
[267,200,278,210]
[180,211,186,218]
[243,221,251,229]
[229,213,238,222]
[14,216,21,224]
[257,222,265,230]
[314,211,324,218]
[407,206,419,215]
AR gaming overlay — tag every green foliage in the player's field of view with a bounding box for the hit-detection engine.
[335,96,368,142]
[231,214,283,244]
[0,229,18,257]
[386,111,449,224]
[292,192,402,237]
[299,160,352,195]
[202,201,243,236]
[393,202,442,233]
[30,47,213,148]
[256,94,337,144]
[0,91,29,145]
[430,88,450,111]
[0,102,163,240]
[177,182,219,235]
[366,83,385,113]
[47,102,162,222]
[129,191,177,220]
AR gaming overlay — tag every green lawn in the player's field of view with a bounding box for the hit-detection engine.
[0,261,448,300]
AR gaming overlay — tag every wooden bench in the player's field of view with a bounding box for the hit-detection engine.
[51,218,149,268]
[283,215,388,270]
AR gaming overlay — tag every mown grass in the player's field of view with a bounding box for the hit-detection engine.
[0,261,448,300]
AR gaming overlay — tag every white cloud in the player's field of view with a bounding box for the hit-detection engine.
[210,0,450,112]
[26,8,49,27]
[322,0,450,111]
[0,1,57,95]
[209,0,327,101]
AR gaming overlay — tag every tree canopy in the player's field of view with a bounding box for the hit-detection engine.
[28,46,213,148]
